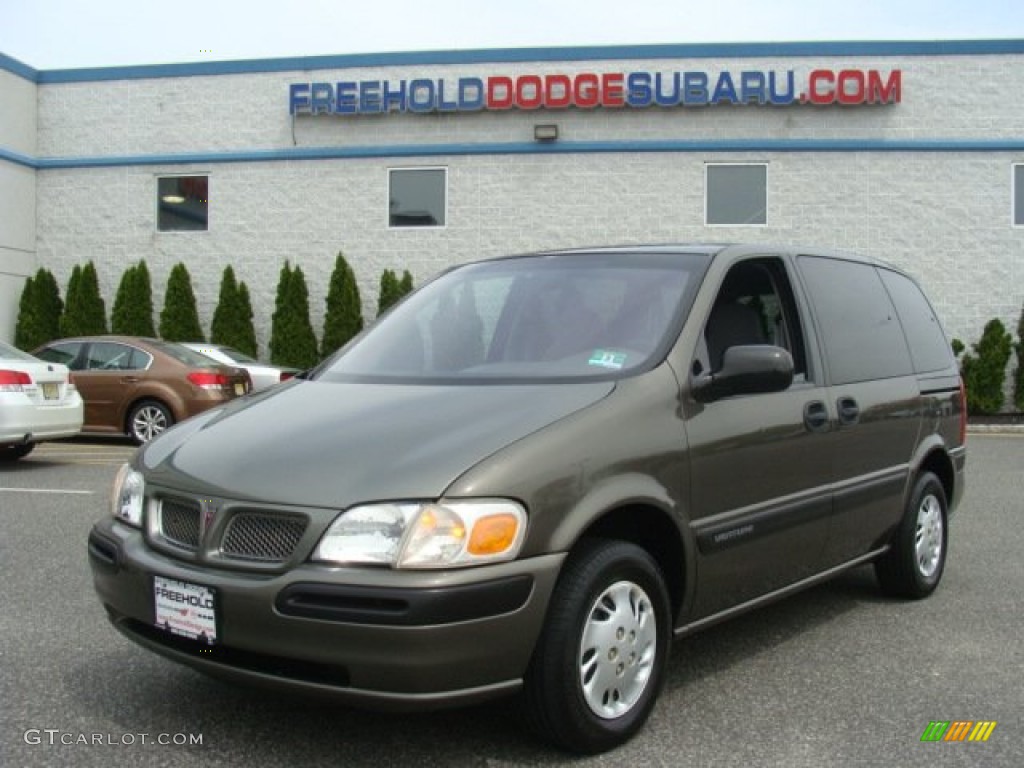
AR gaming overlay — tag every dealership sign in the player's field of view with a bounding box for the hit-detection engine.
[289,69,901,115]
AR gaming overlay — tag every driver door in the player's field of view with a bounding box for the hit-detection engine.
[684,256,836,621]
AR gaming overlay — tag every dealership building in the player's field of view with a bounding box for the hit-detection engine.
[1,39,1022,350]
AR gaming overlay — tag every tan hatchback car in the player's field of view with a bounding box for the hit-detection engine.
[34,336,251,444]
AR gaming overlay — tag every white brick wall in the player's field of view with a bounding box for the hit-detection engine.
[0,67,37,338]
[35,151,1023,356]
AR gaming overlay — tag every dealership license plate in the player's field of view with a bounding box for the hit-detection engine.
[153,576,217,644]
[41,382,59,400]
[234,382,245,396]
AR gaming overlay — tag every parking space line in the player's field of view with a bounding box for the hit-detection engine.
[35,449,135,455]
[36,450,134,455]
[0,487,94,495]
[31,453,133,459]
[20,443,136,466]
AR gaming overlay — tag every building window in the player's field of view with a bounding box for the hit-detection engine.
[705,164,767,226]
[158,175,209,232]
[389,168,446,228]
[1014,164,1024,227]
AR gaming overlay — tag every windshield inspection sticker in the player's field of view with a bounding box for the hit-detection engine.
[588,350,627,370]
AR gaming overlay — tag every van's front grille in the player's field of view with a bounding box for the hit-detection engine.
[220,512,308,562]
[159,498,201,550]
[153,496,308,564]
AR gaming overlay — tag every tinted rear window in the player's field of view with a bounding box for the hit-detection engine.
[216,346,258,364]
[797,256,912,385]
[35,342,81,367]
[0,340,38,362]
[878,269,954,374]
[150,340,225,367]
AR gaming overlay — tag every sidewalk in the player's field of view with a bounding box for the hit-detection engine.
[968,424,1024,434]
[967,416,1024,435]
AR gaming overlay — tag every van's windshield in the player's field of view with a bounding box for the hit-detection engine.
[318,251,709,383]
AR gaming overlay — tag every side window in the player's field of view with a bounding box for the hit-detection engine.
[797,256,912,385]
[878,269,954,373]
[85,343,146,371]
[700,258,809,380]
[36,342,81,368]
[128,347,152,370]
[388,168,447,228]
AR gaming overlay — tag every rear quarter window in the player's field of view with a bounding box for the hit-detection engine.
[36,342,81,367]
[878,269,955,374]
[797,256,912,385]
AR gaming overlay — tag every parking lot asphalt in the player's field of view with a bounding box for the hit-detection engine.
[1,435,1021,767]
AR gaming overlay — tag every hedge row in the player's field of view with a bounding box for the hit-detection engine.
[13,255,414,367]
[22,259,1018,411]
[952,304,1024,415]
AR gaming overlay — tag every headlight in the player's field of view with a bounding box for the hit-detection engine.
[111,463,145,527]
[314,499,527,569]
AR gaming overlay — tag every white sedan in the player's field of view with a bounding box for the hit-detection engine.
[1,339,84,460]
[181,343,299,392]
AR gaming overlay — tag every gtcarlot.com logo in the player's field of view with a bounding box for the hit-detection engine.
[921,721,997,742]
[23,729,203,746]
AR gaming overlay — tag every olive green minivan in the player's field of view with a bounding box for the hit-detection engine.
[88,244,966,753]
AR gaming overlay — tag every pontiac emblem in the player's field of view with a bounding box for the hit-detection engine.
[199,499,220,539]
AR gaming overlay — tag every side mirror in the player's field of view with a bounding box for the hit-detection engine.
[692,345,794,403]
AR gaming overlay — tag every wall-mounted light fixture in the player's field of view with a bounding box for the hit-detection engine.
[534,124,559,142]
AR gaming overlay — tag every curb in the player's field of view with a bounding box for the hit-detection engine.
[967,424,1024,435]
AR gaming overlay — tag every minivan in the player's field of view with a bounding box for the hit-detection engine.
[87,245,966,753]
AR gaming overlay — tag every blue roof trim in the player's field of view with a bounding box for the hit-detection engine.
[0,146,38,169]
[0,51,39,81]
[25,39,1024,83]
[11,138,1024,169]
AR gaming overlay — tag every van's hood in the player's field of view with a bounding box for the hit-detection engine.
[138,379,614,508]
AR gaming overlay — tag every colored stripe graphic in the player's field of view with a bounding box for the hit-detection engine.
[944,721,973,741]
[920,720,997,742]
[969,722,997,742]
[921,721,949,742]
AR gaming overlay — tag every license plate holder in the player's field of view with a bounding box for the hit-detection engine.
[153,576,218,644]
[41,382,59,400]
[234,382,245,396]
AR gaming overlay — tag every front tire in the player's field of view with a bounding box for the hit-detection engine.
[128,400,173,444]
[524,538,671,754]
[875,472,948,599]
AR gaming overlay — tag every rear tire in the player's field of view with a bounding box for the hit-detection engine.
[128,400,173,445]
[523,538,671,754]
[0,443,35,460]
[875,472,948,599]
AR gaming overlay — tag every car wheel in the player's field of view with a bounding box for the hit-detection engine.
[128,400,174,444]
[524,538,671,754]
[0,443,35,460]
[875,471,948,599]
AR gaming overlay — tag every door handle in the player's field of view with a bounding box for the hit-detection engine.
[837,396,860,426]
[803,400,829,433]
[120,376,140,384]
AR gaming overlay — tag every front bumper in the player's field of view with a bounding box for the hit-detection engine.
[950,444,967,517]
[88,518,564,710]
